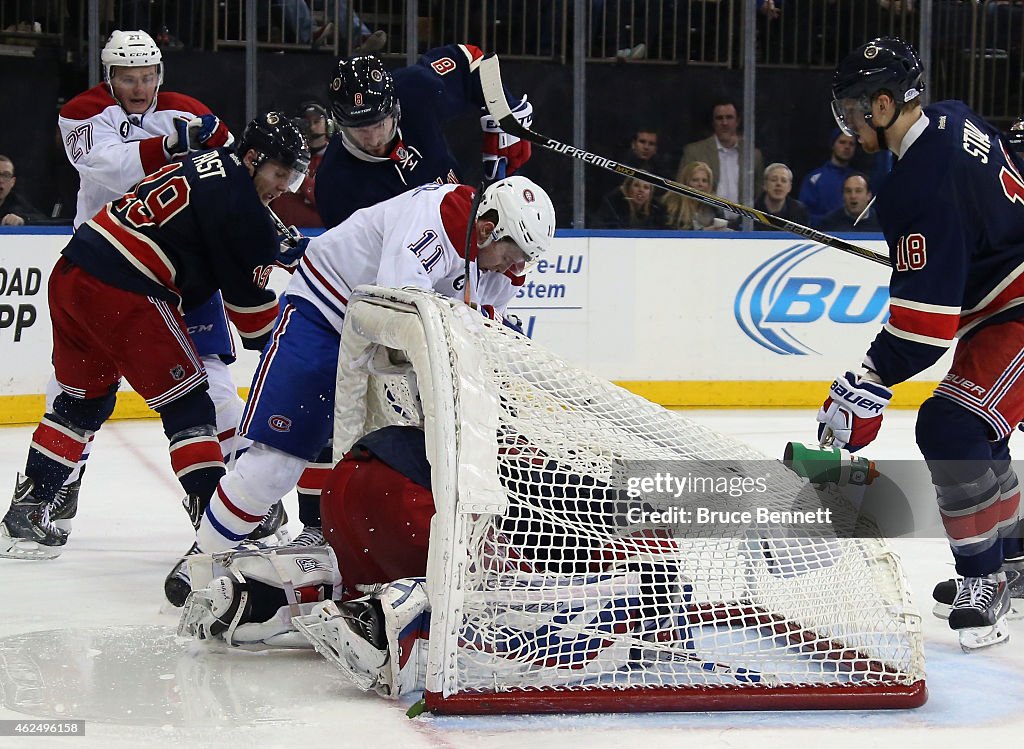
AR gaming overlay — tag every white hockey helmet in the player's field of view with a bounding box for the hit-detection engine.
[477,176,556,271]
[102,30,164,86]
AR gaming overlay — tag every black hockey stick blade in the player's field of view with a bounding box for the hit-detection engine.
[479,55,890,268]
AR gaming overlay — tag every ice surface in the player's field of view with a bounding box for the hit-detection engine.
[1,411,1022,748]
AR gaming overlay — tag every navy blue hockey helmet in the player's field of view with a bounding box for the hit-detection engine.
[831,37,924,137]
[328,55,398,128]
[237,111,310,192]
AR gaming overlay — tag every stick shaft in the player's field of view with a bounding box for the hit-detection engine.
[478,55,890,268]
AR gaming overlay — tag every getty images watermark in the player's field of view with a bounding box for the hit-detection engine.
[619,462,836,534]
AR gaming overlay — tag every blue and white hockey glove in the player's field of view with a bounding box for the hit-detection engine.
[165,114,223,157]
[481,96,533,182]
[816,370,892,452]
[276,229,310,272]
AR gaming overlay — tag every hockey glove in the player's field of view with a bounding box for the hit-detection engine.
[481,96,533,182]
[816,370,892,452]
[276,229,310,272]
[164,115,224,158]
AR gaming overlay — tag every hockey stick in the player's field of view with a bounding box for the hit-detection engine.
[267,205,302,247]
[478,55,891,268]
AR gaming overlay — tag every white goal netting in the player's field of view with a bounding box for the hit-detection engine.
[333,287,926,714]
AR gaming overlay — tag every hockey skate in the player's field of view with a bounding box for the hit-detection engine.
[246,500,291,546]
[285,525,324,548]
[931,560,1024,620]
[49,477,81,533]
[293,599,389,692]
[165,541,202,607]
[948,572,1011,651]
[0,474,69,560]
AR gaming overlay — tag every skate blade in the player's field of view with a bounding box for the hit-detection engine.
[0,533,64,560]
[292,612,380,691]
[959,619,1011,652]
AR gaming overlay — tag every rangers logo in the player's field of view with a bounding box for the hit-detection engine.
[295,557,329,573]
[119,121,131,138]
[269,415,292,432]
[523,188,535,203]
[354,92,364,107]
[169,365,186,381]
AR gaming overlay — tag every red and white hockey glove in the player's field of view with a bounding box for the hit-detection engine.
[816,370,892,452]
[481,96,533,182]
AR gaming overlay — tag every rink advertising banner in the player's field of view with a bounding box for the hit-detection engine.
[0,228,942,423]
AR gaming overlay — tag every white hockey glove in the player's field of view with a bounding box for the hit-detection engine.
[480,96,533,182]
[816,369,892,452]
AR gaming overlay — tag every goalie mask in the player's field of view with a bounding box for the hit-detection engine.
[831,36,924,144]
[477,176,556,275]
[237,112,311,193]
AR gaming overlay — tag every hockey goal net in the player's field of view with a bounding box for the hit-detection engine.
[333,286,926,714]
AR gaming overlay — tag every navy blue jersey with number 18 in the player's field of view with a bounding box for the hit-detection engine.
[63,147,280,348]
[866,100,1024,386]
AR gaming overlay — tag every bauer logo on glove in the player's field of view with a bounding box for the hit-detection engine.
[816,370,893,452]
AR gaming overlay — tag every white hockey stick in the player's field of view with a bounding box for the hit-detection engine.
[479,55,891,268]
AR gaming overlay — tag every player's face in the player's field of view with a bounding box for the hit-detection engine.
[478,238,529,275]
[344,113,398,157]
[832,96,881,153]
[110,65,160,114]
[252,160,299,205]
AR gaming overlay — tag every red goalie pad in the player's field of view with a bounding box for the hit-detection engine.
[321,450,435,595]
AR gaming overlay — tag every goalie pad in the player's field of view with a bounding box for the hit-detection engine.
[294,577,430,698]
[178,545,341,648]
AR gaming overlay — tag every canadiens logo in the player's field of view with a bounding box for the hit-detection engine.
[295,557,329,573]
[269,415,292,432]
[522,188,535,203]
[119,121,131,138]
[169,365,186,381]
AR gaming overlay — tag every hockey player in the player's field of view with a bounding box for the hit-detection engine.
[316,45,533,229]
[161,176,555,607]
[0,113,310,562]
[281,46,533,545]
[54,30,286,537]
[819,37,1024,650]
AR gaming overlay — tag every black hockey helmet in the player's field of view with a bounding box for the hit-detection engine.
[237,111,311,192]
[831,37,924,138]
[1008,115,1024,155]
[293,100,336,140]
[328,55,398,128]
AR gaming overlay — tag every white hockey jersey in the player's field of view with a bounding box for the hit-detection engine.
[58,83,234,227]
[288,183,523,332]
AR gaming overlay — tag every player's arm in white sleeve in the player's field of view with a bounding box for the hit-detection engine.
[58,111,166,196]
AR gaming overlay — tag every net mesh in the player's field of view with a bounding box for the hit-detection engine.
[340,291,925,709]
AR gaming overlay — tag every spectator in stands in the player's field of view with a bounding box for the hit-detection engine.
[663,161,730,231]
[0,155,45,226]
[818,173,881,233]
[798,129,856,227]
[591,126,672,209]
[679,99,763,205]
[753,162,808,231]
[271,100,332,228]
[594,176,666,229]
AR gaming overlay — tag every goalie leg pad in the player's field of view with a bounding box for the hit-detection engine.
[179,545,341,648]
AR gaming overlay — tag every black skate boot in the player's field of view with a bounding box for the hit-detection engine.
[164,541,202,607]
[949,572,1011,651]
[932,560,1024,620]
[0,474,69,560]
[246,500,290,545]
